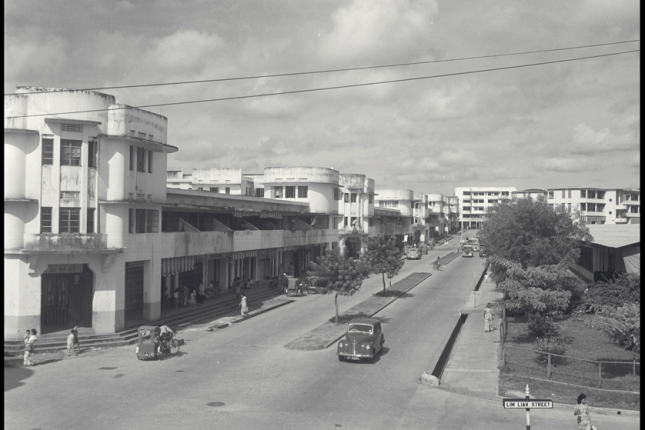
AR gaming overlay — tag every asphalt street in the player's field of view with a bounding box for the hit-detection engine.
[5,232,640,429]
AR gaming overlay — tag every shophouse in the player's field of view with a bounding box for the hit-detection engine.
[454,186,517,230]
[337,173,375,258]
[4,88,339,339]
[374,189,420,245]
[5,87,175,338]
[547,187,640,225]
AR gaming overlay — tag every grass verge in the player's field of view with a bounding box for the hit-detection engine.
[498,313,640,411]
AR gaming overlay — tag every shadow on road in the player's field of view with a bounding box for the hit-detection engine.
[4,361,33,392]
[373,291,415,299]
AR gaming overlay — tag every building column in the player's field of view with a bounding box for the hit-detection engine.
[142,259,160,322]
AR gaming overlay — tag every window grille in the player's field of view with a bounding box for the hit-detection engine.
[87,208,95,233]
[42,137,54,165]
[62,123,82,132]
[41,207,52,233]
[60,140,82,166]
[298,186,308,198]
[285,186,295,198]
[59,208,80,233]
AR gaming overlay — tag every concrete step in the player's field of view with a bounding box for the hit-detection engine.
[5,287,285,356]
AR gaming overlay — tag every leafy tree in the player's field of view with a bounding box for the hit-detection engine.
[588,303,640,354]
[478,198,592,284]
[361,236,405,293]
[490,255,585,341]
[583,273,640,313]
[306,248,370,325]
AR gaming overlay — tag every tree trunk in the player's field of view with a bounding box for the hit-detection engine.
[381,273,386,293]
[334,292,339,325]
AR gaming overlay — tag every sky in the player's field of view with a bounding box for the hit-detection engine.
[4,0,640,195]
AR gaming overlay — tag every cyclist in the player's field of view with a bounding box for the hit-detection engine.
[157,325,174,353]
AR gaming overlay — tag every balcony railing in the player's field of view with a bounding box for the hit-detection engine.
[22,233,110,252]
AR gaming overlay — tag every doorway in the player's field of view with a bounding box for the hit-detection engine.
[41,265,93,334]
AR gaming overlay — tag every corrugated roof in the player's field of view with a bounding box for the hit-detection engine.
[587,224,640,248]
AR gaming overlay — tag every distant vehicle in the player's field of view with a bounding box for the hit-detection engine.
[472,244,481,252]
[479,247,487,258]
[406,248,421,260]
[462,245,474,257]
[337,318,385,363]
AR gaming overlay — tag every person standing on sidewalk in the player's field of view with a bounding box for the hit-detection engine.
[197,281,206,305]
[573,393,595,430]
[484,303,494,332]
[67,328,77,356]
[72,326,81,354]
[240,293,249,317]
[24,329,37,366]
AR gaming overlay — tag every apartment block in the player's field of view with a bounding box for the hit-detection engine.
[454,186,517,229]
[547,187,640,225]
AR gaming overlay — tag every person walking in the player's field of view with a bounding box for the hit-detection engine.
[235,277,242,300]
[484,303,494,333]
[573,393,595,430]
[181,284,189,307]
[67,328,77,356]
[240,293,249,317]
[197,281,205,305]
[72,325,81,354]
[23,329,37,366]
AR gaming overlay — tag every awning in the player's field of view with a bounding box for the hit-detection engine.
[161,256,195,277]
[621,244,640,274]
[233,250,257,260]
[234,210,261,217]
[260,211,283,219]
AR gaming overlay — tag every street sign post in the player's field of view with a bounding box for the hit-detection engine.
[503,385,552,430]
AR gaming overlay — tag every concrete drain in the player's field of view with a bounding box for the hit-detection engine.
[207,402,225,407]
[99,367,117,370]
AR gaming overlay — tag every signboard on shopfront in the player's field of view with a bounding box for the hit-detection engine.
[43,264,84,274]
[502,399,553,409]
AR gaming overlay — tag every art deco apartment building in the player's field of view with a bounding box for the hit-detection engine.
[374,189,430,245]
[454,186,517,230]
[4,89,344,338]
[547,187,640,225]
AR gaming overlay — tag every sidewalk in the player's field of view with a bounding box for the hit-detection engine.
[433,276,640,417]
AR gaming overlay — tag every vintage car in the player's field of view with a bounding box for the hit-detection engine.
[462,245,474,257]
[337,318,385,363]
[406,248,421,260]
[479,247,487,258]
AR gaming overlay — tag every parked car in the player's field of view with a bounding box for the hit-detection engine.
[479,247,487,258]
[406,248,421,260]
[462,245,474,257]
[337,318,385,363]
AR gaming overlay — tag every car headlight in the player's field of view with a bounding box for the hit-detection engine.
[339,343,343,347]
[365,345,371,350]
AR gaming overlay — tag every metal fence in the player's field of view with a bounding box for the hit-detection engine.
[501,344,640,392]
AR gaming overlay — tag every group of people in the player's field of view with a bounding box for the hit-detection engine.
[231,277,252,299]
[164,281,220,309]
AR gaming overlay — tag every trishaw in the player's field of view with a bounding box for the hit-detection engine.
[135,325,182,361]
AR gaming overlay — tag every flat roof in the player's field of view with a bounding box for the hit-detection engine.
[586,224,640,248]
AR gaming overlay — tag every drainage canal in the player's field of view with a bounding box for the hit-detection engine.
[473,264,489,292]
[430,313,468,381]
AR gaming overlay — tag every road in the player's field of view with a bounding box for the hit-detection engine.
[5,233,639,429]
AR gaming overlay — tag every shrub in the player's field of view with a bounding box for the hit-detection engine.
[589,303,640,354]
[527,313,561,337]
[584,273,640,313]
[533,337,567,367]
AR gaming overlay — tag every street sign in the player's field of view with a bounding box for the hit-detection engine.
[502,399,553,409]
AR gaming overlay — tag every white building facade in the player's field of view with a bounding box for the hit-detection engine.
[548,187,640,225]
[454,186,517,229]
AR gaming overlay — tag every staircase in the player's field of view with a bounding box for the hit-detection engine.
[4,285,285,357]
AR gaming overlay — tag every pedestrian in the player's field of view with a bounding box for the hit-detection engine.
[172,288,180,309]
[197,281,205,305]
[67,328,77,356]
[484,272,490,283]
[573,393,596,430]
[73,325,81,354]
[235,277,242,299]
[281,273,289,295]
[243,278,251,290]
[188,289,197,307]
[181,284,189,307]
[24,328,37,366]
[240,293,249,317]
[484,303,494,332]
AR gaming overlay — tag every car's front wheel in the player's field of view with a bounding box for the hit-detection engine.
[338,355,344,362]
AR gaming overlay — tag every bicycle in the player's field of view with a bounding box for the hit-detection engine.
[156,334,181,358]
[432,261,443,271]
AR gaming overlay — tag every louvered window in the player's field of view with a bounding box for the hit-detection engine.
[62,123,82,132]
[42,136,54,165]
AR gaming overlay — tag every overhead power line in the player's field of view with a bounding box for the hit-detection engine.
[5,39,639,96]
[6,49,639,119]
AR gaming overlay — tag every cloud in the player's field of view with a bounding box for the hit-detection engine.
[318,0,439,65]
[566,123,639,153]
[533,156,599,173]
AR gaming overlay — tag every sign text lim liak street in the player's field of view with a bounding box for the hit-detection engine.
[502,399,553,409]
